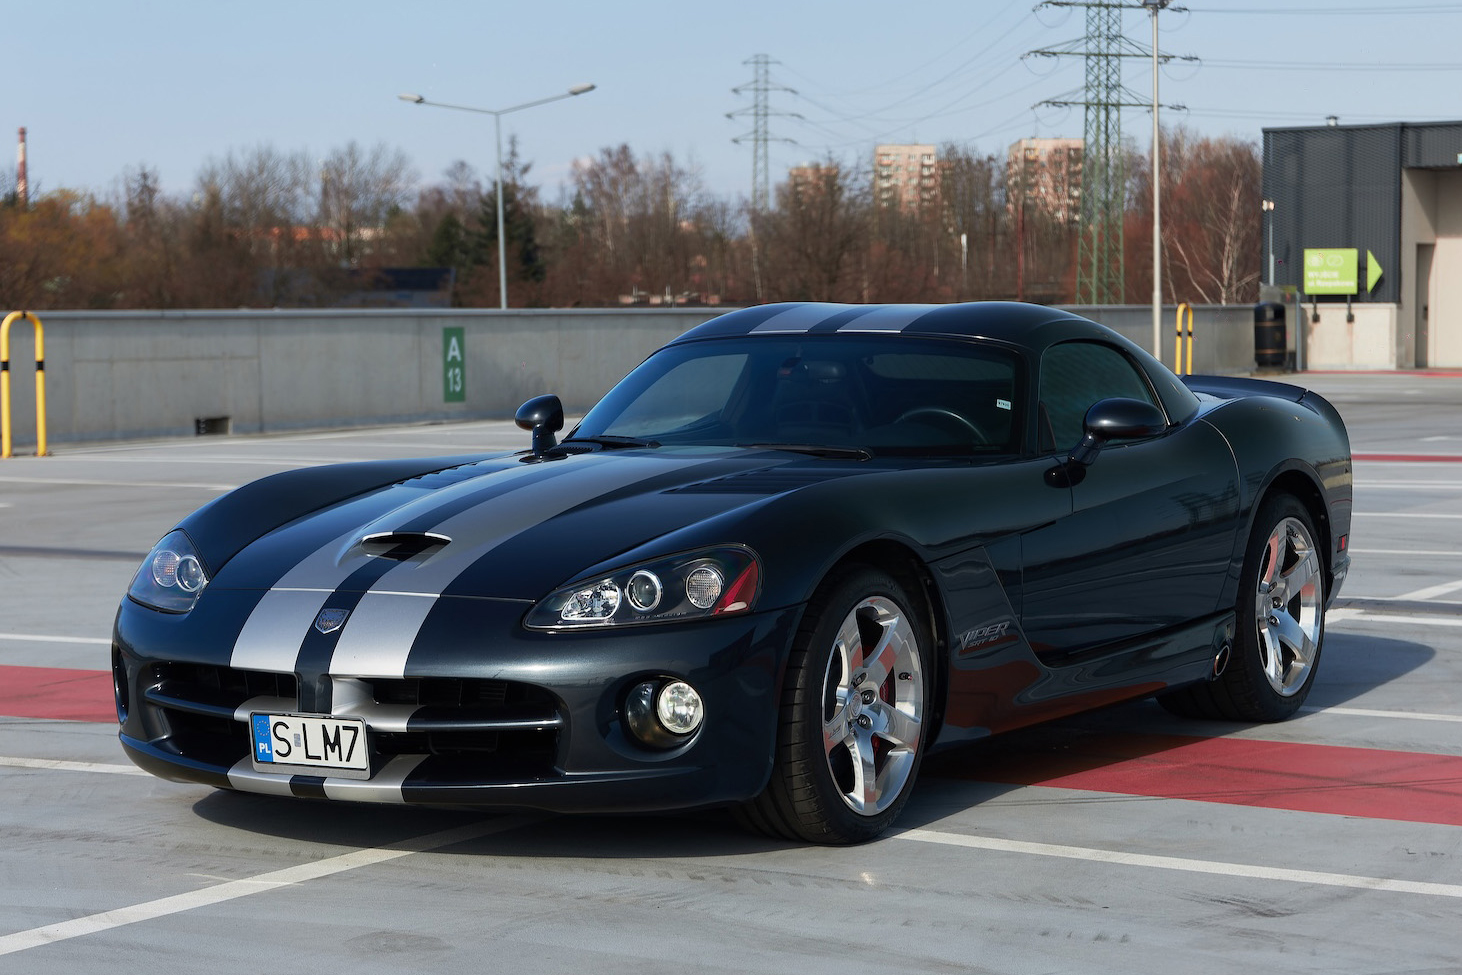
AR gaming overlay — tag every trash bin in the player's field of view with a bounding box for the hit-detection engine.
[1254,302,1286,369]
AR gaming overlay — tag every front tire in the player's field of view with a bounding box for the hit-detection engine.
[740,565,931,844]
[1161,494,1326,722]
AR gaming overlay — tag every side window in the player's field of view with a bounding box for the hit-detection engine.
[1039,342,1159,450]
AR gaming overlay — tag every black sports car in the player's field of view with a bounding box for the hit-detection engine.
[114,302,1352,843]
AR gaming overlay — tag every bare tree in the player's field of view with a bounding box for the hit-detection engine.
[317,141,415,268]
[761,158,870,302]
[1130,128,1263,306]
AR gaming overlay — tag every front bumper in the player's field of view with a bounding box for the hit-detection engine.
[114,592,801,813]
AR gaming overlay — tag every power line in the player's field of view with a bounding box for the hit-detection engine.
[1199,59,1462,72]
[1185,2,1462,12]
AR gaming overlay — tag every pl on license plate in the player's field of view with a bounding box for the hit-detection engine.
[250,712,370,780]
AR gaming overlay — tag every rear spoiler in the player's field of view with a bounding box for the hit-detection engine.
[1182,374,1309,404]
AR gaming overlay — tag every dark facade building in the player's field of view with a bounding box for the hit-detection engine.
[1263,121,1462,368]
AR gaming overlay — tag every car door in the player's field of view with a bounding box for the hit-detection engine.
[1018,340,1241,659]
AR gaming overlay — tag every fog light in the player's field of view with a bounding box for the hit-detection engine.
[623,678,704,748]
[656,680,704,735]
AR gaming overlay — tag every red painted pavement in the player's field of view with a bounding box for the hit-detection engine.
[964,731,1462,829]
[9,663,1462,830]
[0,665,116,723]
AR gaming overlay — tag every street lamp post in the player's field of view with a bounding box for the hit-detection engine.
[1142,0,1168,361]
[399,84,596,309]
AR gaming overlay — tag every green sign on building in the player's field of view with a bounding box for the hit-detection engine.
[442,327,465,403]
[1303,248,1358,295]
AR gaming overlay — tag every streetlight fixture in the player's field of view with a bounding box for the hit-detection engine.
[398,84,596,309]
[1142,0,1169,361]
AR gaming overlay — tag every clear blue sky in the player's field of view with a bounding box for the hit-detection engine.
[8,0,1462,204]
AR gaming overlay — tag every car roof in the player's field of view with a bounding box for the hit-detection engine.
[669,301,1123,356]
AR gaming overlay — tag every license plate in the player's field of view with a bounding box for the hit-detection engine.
[250,712,370,780]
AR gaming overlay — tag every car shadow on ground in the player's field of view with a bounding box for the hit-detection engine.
[189,631,1434,854]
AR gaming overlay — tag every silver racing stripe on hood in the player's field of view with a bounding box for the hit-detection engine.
[347,454,714,597]
[326,591,437,678]
[229,454,716,676]
[228,461,582,673]
[232,588,347,673]
[322,454,717,678]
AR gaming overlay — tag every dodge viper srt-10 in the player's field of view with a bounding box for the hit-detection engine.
[114,301,1352,843]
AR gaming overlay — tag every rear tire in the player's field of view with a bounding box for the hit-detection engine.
[739,565,932,844]
[1160,494,1325,722]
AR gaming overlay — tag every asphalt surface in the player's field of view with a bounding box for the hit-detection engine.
[2,374,1461,974]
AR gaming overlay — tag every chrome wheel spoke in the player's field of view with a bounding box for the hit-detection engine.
[834,614,863,671]
[823,695,854,756]
[875,703,921,750]
[861,615,904,688]
[1259,630,1286,686]
[848,727,879,812]
[1278,549,1321,605]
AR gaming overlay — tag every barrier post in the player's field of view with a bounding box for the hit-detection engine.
[1,311,48,458]
[1173,303,1194,376]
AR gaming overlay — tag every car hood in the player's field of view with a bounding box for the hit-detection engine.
[207,447,877,601]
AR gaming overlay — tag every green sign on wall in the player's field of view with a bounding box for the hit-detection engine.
[1303,248,1358,295]
[442,327,465,403]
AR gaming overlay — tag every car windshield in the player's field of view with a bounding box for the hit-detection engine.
[572,335,1024,456]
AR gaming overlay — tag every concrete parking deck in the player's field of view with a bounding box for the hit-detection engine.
[2,374,1460,973]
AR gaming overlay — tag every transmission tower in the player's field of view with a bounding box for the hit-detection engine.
[1029,2,1185,305]
[728,54,798,214]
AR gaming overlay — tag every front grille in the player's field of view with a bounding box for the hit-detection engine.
[142,663,298,768]
[361,676,562,777]
[140,665,562,780]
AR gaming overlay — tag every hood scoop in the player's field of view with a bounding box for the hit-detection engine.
[356,531,452,562]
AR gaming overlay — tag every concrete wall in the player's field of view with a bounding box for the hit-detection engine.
[1400,168,1462,368]
[1,304,1262,450]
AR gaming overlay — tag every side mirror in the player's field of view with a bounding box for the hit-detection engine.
[1068,397,1167,467]
[515,394,564,458]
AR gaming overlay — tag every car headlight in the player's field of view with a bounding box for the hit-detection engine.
[525,546,760,630]
[127,530,210,614]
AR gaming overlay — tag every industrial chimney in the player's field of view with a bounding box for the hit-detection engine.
[16,127,27,207]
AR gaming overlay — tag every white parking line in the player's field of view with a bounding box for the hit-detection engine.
[1300,706,1462,724]
[0,816,531,957]
[0,633,111,646]
[1348,548,1462,556]
[1395,579,1462,601]
[0,756,148,776]
[1353,512,1462,520]
[0,476,235,491]
[895,828,1462,900]
[1357,481,1462,489]
[1329,610,1462,628]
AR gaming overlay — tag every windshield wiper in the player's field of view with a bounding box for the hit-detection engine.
[559,435,662,449]
[736,442,873,460]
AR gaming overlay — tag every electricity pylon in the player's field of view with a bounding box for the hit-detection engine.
[1029,2,1186,305]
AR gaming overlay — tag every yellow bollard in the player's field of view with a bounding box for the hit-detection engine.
[1,310,48,458]
[1173,303,1194,376]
